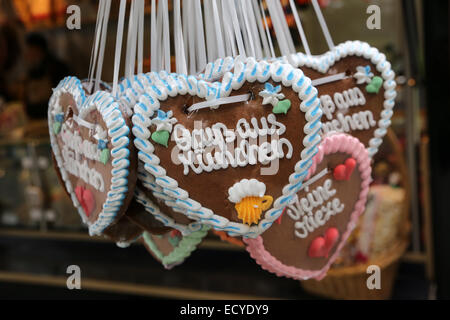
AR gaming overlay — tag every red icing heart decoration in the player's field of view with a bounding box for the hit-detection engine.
[308,227,339,258]
[75,186,95,217]
[333,158,356,181]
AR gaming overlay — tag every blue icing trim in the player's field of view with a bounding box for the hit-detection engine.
[165,188,180,195]
[287,71,294,81]
[156,177,170,184]
[177,199,193,207]
[263,64,270,76]
[305,85,312,95]
[225,78,233,91]
[151,85,162,96]
[276,66,283,76]
[138,151,153,161]
[306,94,318,107]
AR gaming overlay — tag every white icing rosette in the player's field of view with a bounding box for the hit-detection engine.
[228,179,267,204]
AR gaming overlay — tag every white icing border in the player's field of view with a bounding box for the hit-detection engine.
[202,41,396,157]
[135,165,203,235]
[48,76,133,235]
[129,58,323,238]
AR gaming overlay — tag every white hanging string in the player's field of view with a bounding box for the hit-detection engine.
[227,0,246,57]
[221,0,237,57]
[252,0,271,58]
[112,0,127,97]
[137,0,145,75]
[125,0,138,78]
[174,0,187,74]
[298,168,329,193]
[187,94,251,113]
[94,0,111,92]
[238,0,256,58]
[186,3,197,74]
[212,0,225,58]
[87,0,105,92]
[289,0,311,56]
[182,0,190,67]
[311,72,348,86]
[266,0,290,57]
[244,0,263,60]
[124,0,134,76]
[150,0,157,71]
[73,115,96,130]
[260,0,275,58]
[275,0,295,53]
[311,0,334,50]
[156,0,164,71]
[235,0,252,58]
[203,0,217,62]
[161,0,171,72]
[194,0,207,72]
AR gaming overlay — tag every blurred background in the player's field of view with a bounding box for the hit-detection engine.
[0,0,448,300]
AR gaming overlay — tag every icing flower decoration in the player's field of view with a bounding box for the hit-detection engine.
[94,125,107,141]
[152,110,178,133]
[94,125,110,164]
[354,65,374,84]
[54,113,64,123]
[98,139,107,150]
[151,110,178,148]
[228,179,273,225]
[259,83,285,107]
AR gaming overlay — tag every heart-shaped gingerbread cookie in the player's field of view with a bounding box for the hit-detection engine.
[48,76,137,235]
[244,133,371,280]
[125,198,172,235]
[204,41,396,158]
[135,183,203,236]
[142,225,210,270]
[131,59,323,237]
[285,40,396,157]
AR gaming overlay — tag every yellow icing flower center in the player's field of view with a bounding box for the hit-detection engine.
[235,195,273,225]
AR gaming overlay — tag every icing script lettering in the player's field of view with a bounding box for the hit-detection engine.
[319,87,377,134]
[172,114,293,175]
[286,179,344,238]
[60,123,105,192]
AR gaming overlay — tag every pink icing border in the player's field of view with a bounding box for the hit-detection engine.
[244,133,372,281]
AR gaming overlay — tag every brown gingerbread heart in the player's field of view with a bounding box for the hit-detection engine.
[245,133,371,280]
[48,76,137,235]
[130,59,323,237]
[285,40,397,157]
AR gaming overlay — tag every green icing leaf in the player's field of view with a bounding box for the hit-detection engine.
[151,130,170,147]
[53,122,62,135]
[100,148,110,165]
[366,76,383,94]
[272,99,291,114]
